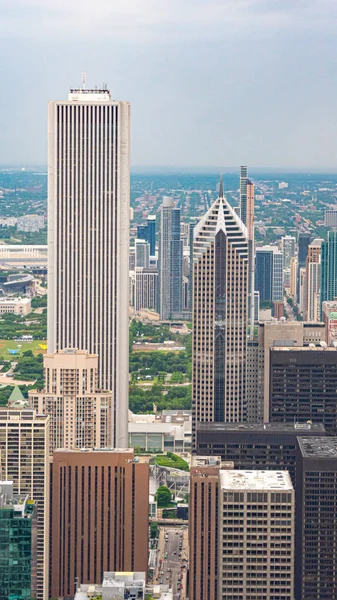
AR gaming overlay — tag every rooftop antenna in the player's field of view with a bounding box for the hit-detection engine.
[82,71,87,90]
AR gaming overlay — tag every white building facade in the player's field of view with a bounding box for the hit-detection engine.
[48,88,130,447]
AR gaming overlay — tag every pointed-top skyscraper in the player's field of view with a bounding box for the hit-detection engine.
[192,178,249,449]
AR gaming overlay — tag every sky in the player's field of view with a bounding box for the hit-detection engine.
[1,0,337,169]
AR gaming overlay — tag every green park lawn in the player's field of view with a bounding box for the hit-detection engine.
[0,340,47,360]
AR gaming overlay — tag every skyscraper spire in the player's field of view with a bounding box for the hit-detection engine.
[219,173,224,198]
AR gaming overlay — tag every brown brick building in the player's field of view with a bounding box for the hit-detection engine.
[189,457,233,600]
[50,448,149,598]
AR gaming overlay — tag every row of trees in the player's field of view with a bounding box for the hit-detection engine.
[129,384,191,414]
[0,311,47,340]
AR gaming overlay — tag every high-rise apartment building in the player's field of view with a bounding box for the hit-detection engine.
[218,470,294,600]
[322,299,337,344]
[48,87,130,448]
[240,165,248,224]
[129,267,158,312]
[282,235,296,269]
[158,197,183,319]
[321,229,337,310]
[196,421,326,487]
[135,238,150,268]
[147,215,156,255]
[290,256,298,302]
[255,246,284,306]
[324,209,337,228]
[305,238,323,321]
[297,233,311,304]
[0,409,50,600]
[137,215,156,255]
[270,345,337,433]
[296,437,337,600]
[28,349,112,453]
[0,482,36,600]
[50,448,149,599]
[192,180,248,447]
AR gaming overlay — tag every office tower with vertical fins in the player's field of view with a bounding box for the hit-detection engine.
[240,165,248,224]
[305,238,323,321]
[50,448,149,599]
[48,87,130,448]
[158,197,183,319]
[192,178,248,448]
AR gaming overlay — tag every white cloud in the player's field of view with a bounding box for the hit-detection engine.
[1,0,337,41]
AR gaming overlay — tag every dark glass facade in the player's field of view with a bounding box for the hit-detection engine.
[321,230,337,307]
[0,501,35,600]
[296,437,337,600]
[270,348,337,433]
[196,422,327,488]
[255,250,273,302]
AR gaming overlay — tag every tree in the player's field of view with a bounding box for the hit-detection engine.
[150,521,159,539]
[155,485,172,507]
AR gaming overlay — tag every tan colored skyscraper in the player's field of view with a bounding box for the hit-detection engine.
[305,238,323,322]
[0,409,50,600]
[48,87,130,448]
[50,448,149,599]
[28,349,112,453]
[192,178,248,447]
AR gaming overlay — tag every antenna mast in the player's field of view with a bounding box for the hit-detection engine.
[82,71,87,90]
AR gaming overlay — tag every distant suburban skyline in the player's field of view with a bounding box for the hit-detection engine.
[1,0,337,168]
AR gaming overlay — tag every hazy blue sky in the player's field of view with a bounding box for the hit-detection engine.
[1,0,337,168]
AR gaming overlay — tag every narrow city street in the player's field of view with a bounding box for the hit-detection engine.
[154,526,188,599]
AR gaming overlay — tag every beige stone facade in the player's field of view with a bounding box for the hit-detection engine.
[0,409,50,600]
[28,349,112,453]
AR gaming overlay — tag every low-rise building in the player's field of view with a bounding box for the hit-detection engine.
[0,296,31,315]
[128,410,191,453]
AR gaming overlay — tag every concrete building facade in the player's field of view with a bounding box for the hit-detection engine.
[218,470,294,600]
[0,409,50,600]
[48,87,130,448]
[305,238,323,322]
[28,349,112,453]
[0,297,31,315]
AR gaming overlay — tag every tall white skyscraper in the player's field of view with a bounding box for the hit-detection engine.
[48,87,130,447]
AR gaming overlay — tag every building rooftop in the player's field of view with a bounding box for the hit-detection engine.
[298,436,337,459]
[271,344,335,351]
[0,297,31,304]
[219,470,293,491]
[197,421,326,434]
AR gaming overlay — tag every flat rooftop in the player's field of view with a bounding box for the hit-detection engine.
[298,436,337,459]
[220,470,293,491]
[197,422,326,434]
[271,345,335,351]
